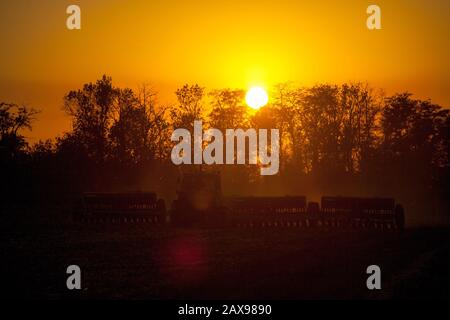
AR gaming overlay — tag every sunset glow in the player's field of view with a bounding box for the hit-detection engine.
[0,0,449,141]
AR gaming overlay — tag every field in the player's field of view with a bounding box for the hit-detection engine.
[2,221,450,299]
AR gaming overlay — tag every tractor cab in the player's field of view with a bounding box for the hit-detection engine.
[170,171,227,226]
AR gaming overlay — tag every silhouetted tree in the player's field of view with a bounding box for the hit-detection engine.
[137,85,171,160]
[300,84,342,174]
[170,84,205,132]
[339,83,381,174]
[109,88,152,165]
[0,102,39,159]
[271,83,305,172]
[209,89,249,130]
[64,75,119,164]
[380,93,450,192]
[208,89,254,193]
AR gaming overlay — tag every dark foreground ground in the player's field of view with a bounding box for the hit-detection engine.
[2,220,450,299]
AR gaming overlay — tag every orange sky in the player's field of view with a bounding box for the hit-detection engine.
[0,0,449,142]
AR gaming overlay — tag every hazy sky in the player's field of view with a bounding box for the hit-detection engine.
[0,0,449,141]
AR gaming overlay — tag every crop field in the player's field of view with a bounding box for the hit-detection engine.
[2,221,450,299]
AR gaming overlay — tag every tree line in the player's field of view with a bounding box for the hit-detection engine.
[1,76,449,221]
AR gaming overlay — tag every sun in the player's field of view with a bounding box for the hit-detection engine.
[245,87,269,110]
